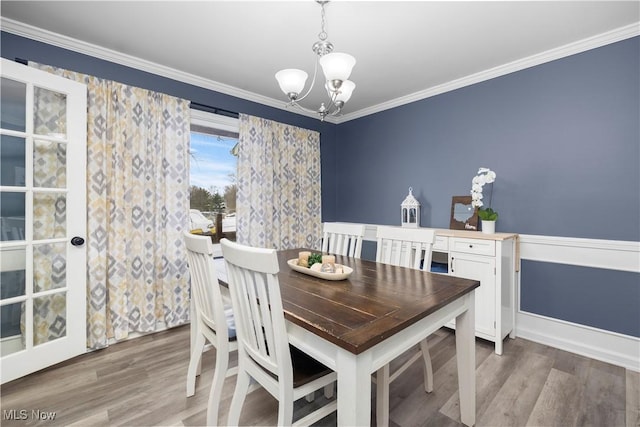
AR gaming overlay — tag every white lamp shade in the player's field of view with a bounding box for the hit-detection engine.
[335,80,355,103]
[319,52,356,82]
[275,69,308,95]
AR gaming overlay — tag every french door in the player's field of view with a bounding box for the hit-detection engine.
[1,59,87,383]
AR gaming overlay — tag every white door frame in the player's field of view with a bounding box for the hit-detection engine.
[1,58,87,383]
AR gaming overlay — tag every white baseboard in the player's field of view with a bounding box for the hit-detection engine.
[516,311,640,372]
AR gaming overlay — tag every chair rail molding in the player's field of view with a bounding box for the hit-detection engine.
[519,233,640,273]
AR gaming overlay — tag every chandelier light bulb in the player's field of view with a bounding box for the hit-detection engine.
[319,52,356,82]
[334,80,355,103]
[275,69,309,99]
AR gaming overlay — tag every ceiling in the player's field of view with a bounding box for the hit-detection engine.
[2,1,639,123]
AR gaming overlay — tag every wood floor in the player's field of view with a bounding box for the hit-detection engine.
[2,324,638,426]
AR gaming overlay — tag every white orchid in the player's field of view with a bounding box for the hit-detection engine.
[470,168,498,218]
[472,175,485,185]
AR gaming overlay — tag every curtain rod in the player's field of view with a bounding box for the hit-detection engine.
[190,102,239,119]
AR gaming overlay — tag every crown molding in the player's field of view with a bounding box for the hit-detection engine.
[2,17,637,125]
[335,22,640,123]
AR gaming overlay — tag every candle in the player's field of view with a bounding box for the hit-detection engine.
[298,251,311,267]
[320,255,336,273]
[321,255,335,266]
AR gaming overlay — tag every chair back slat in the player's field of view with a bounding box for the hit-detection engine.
[375,226,436,271]
[221,239,292,380]
[184,232,228,337]
[321,222,365,258]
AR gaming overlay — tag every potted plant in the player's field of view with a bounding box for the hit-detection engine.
[470,168,498,234]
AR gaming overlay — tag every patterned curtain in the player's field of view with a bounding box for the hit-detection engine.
[31,63,191,349]
[236,114,321,250]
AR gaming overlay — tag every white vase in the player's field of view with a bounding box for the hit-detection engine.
[481,220,496,234]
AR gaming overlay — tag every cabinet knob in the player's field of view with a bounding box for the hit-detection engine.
[469,244,473,248]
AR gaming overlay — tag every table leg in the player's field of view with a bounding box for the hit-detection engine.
[337,349,371,426]
[456,292,476,427]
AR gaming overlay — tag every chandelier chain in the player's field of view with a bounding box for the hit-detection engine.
[318,1,328,41]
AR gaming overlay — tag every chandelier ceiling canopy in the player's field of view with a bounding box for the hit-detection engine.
[275,1,356,121]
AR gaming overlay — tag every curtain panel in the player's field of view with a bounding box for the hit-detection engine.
[31,63,191,349]
[237,114,322,250]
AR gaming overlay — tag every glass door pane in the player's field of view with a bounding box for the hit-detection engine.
[0,247,26,356]
[1,135,26,187]
[34,87,67,138]
[0,78,26,132]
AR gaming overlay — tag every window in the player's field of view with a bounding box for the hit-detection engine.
[189,110,238,235]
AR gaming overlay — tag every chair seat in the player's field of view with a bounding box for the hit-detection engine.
[291,346,333,388]
[261,346,333,388]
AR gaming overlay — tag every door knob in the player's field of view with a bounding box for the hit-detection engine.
[70,236,85,246]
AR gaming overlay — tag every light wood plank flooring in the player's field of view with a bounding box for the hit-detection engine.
[2,325,638,426]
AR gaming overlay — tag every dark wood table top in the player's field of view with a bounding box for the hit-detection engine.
[275,248,480,355]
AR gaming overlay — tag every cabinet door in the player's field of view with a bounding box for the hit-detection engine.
[450,252,496,338]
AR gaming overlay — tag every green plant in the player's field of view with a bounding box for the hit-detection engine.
[477,207,498,221]
[307,253,323,268]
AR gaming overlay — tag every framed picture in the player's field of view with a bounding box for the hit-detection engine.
[449,196,478,231]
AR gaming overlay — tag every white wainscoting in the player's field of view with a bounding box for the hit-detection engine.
[337,222,640,371]
[518,234,640,371]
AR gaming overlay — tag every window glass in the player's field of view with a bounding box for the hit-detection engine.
[189,111,238,239]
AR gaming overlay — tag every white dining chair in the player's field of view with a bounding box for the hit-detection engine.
[374,225,437,427]
[220,238,338,426]
[184,231,238,426]
[321,222,365,258]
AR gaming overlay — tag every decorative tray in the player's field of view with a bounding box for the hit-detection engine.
[287,259,353,281]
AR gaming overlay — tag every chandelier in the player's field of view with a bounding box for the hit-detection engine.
[275,1,356,120]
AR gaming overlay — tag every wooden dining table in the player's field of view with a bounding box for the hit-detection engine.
[264,248,480,426]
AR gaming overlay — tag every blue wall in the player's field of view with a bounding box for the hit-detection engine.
[334,37,640,241]
[521,260,640,337]
[2,32,638,337]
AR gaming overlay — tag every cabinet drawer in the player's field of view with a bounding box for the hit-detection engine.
[450,238,495,256]
[433,235,448,251]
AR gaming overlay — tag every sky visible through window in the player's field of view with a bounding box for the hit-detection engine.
[189,132,237,193]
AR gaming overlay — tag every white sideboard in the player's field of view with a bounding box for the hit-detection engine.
[357,224,519,355]
[433,229,518,355]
